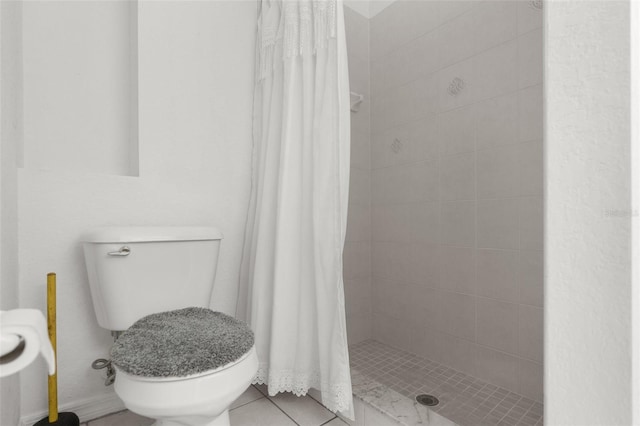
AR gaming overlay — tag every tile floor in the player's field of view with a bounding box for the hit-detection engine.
[83,384,348,426]
[350,340,543,426]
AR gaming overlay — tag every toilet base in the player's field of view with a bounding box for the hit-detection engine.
[115,348,257,426]
[151,410,230,426]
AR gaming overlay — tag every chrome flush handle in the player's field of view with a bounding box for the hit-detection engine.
[107,246,131,257]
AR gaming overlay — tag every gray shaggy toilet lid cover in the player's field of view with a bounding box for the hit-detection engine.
[110,307,255,378]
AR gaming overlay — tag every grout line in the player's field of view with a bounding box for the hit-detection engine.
[318,415,340,426]
[369,194,542,207]
[473,98,479,369]
[229,394,266,412]
[369,0,483,63]
[265,397,301,426]
[369,242,542,254]
[83,409,129,426]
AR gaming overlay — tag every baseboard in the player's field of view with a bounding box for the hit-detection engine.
[19,392,125,426]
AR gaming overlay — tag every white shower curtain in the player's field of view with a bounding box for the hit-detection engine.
[237,0,353,417]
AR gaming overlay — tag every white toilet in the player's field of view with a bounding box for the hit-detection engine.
[83,227,258,426]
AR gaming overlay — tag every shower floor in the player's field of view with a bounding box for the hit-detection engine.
[349,340,543,426]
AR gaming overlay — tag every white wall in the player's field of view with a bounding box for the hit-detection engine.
[22,1,138,176]
[633,0,640,422]
[0,0,22,424]
[17,1,257,421]
[546,0,633,424]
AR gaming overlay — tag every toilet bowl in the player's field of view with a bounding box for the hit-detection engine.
[82,227,257,426]
[114,347,258,426]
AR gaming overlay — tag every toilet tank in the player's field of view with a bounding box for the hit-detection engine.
[83,227,223,331]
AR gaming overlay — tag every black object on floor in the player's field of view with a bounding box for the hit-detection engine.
[34,412,80,426]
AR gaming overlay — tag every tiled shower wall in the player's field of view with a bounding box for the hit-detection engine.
[343,0,544,402]
[344,7,373,344]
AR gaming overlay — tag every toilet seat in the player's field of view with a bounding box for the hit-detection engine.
[115,348,256,382]
[111,307,255,379]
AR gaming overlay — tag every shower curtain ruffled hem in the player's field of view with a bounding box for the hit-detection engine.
[254,366,353,413]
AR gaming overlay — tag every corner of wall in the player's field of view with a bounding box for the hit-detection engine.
[0,0,23,424]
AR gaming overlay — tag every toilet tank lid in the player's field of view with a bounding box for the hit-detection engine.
[82,227,223,243]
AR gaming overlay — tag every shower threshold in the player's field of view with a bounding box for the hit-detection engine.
[348,340,543,426]
[347,368,457,426]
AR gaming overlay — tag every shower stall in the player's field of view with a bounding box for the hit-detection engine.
[342,2,544,425]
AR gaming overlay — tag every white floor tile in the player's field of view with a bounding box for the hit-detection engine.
[88,410,154,426]
[229,398,296,426]
[268,393,336,426]
[323,418,349,426]
[254,383,269,396]
[231,385,265,410]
